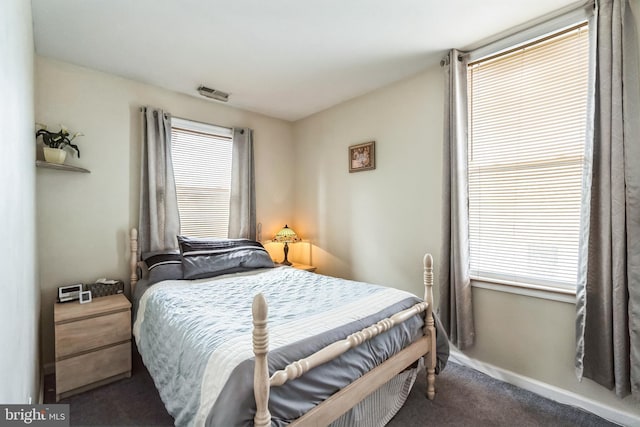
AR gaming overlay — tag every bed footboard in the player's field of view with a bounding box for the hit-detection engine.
[252,254,437,426]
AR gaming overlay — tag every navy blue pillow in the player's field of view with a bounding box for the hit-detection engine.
[142,250,183,284]
[177,236,274,280]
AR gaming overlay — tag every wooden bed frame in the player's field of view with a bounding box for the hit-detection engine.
[129,228,437,426]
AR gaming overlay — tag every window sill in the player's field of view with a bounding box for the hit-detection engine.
[470,277,577,304]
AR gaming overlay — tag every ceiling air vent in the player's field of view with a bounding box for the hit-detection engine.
[197,85,229,102]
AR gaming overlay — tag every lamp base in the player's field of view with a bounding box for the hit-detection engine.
[281,242,292,266]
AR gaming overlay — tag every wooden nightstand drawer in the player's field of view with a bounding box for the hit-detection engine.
[54,294,130,324]
[55,310,130,359]
[56,341,131,395]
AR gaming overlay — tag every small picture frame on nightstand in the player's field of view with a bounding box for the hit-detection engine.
[79,290,92,304]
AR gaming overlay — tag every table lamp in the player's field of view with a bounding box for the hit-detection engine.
[273,225,300,266]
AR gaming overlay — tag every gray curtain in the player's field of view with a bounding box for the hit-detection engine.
[575,0,640,398]
[138,107,180,254]
[438,49,475,350]
[228,128,256,240]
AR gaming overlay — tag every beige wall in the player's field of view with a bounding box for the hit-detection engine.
[292,16,640,418]
[35,56,295,366]
[0,0,39,404]
[292,67,444,299]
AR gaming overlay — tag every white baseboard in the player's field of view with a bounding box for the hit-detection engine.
[449,350,639,427]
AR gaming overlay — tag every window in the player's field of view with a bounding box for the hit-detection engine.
[467,23,589,291]
[170,118,233,238]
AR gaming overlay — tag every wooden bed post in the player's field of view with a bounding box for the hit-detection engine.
[253,293,271,427]
[423,253,437,400]
[130,228,139,292]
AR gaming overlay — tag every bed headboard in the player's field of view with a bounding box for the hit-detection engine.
[130,227,435,305]
[130,228,139,292]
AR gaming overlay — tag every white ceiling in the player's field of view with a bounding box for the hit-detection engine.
[31,0,580,122]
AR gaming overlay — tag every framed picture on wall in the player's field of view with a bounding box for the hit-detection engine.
[349,141,375,173]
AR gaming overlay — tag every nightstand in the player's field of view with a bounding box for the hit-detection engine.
[291,262,317,272]
[54,294,132,401]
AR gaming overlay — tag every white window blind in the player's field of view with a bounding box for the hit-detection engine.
[170,118,233,239]
[467,23,589,290]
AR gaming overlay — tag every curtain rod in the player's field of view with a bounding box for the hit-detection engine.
[442,0,594,66]
[139,107,235,133]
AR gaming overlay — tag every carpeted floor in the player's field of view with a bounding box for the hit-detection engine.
[44,350,618,426]
[387,363,617,427]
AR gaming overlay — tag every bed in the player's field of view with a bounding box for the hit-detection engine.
[129,229,448,426]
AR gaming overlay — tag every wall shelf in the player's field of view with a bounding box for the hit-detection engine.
[36,160,90,173]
